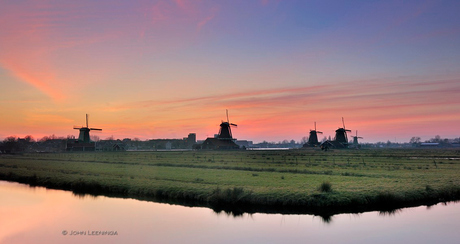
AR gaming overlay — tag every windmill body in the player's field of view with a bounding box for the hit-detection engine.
[305,122,322,147]
[217,110,237,141]
[334,128,350,144]
[352,136,361,145]
[77,128,91,143]
[218,122,236,140]
[308,131,319,145]
[333,118,351,146]
[352,130,363,147]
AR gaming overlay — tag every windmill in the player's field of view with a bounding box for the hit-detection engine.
[73,114,102,143]
[334,117,351,146]
[218,109,237,140]
[199,109,240,150]
[351,130,363,146]
[307,122,323,146]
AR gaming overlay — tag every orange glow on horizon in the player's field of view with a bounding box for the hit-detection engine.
[1,78,458,143]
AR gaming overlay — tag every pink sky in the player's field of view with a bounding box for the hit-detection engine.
[1,0,459,143]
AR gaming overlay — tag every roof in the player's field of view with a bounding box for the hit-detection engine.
[321,140,348,149]
[200,138,240,150]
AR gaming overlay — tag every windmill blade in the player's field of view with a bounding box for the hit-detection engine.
[342,117,345,129]
[317,131,323,134]
[90,128,102,131]
[345,129,351,132]
[230,123,237,127]
[73,126,82,129]
[358,137,363,139]
[86,114,89,128]
[226,109,229,123]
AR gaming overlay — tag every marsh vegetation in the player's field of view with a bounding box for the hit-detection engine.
[1,148,460,216]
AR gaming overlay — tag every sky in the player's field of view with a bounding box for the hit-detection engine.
[1,0,459,143]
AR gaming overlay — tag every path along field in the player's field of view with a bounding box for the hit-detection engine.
[1,148,460,216]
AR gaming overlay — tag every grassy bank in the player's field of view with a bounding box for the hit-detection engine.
[1,148,460,216]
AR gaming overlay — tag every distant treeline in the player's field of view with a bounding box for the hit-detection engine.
[1,134,459,153]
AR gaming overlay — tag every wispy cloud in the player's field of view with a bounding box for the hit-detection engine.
[144,0,218,29]
[108,78,460,113]
[103,78,460,141]
[197,7,218,31]
[0,1,118,101]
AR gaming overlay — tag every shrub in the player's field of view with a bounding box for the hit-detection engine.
[318,181,332,192]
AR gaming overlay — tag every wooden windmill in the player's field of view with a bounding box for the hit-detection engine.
[218,109,237,140]
[73,114,102,143]
[199,109,240,150]
[334,117,351,146]
[352,130,363,146]
[307,122,323,146]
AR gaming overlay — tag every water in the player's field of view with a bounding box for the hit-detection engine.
[1,180,459,244]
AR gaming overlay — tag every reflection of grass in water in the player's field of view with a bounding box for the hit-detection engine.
[318,214,333,223]
[1,148,460,215]
[379,208,403,216]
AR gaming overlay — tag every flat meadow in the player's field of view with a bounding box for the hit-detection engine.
[1,148,460,215]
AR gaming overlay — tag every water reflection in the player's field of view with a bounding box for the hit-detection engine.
[2,180,460,244]
[378,208,403,217]
[72,192,100,200]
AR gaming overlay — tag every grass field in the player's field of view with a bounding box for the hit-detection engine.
[1,148,460,216]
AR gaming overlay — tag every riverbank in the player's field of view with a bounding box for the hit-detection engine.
[1,149,460,216]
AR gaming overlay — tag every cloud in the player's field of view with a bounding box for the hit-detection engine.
[109,78,460,113]
[104,77,460,141]
[0,1,116,101]
[144,0,218,28]
[197,7,218,31]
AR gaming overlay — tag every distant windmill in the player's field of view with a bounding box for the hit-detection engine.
[218,109,237,140]
[334,117,351,146]
[73,114,102,143]
[307,122,323,146]
[352,130,363,146]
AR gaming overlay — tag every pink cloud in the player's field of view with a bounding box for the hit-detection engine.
[197,7,218,31]
[145,0,217,28]
[0,2,93,100]
[100,77,460,141]
[107,78,460,113]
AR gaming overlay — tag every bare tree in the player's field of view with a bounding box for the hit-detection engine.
[90,135,100,142]
[301,136,308,144]
[410,137,421,145]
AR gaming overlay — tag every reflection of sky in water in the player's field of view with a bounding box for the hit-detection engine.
[1,181,459,244]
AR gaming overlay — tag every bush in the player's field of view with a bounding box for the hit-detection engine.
[318,181,332,192]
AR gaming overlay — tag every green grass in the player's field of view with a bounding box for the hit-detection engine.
[1,148,460,216]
